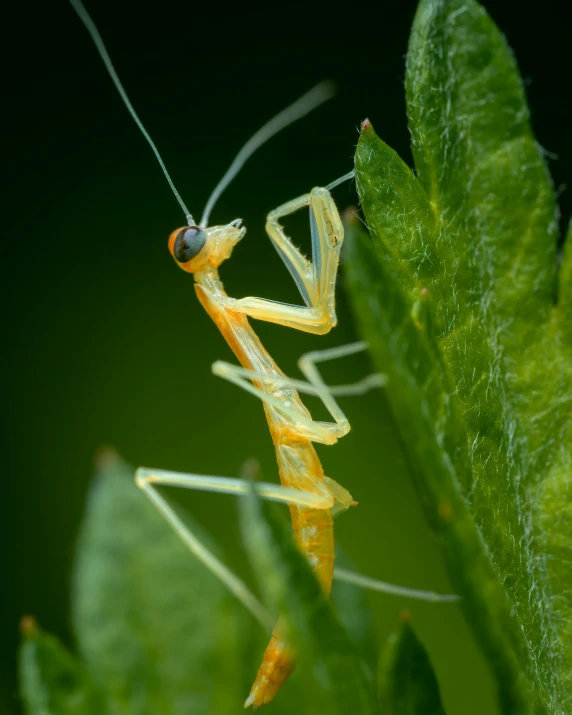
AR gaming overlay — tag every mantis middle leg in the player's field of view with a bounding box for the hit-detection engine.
[135,466,458,635]
[212,341,385,446]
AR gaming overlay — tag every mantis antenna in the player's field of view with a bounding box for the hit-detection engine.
[198,81,336,227]
[326,170,355,191]
[69,0,337,228]
[69,0,194,224]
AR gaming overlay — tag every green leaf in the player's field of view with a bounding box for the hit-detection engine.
[72,450,248,715]
[345,213,524,709]
[378,616,445,715]
[345,2,572,713]
[18,618,100,715]
[239,486,376,714]
[407,0,558,329]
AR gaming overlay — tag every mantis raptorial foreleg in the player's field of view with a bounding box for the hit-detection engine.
[228,188,344,335]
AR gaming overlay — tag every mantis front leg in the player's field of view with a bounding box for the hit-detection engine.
[229,187,344,334]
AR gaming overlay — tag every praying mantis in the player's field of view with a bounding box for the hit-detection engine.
[70,0,458,708]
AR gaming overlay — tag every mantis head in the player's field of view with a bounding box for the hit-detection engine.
[168,221,246,273]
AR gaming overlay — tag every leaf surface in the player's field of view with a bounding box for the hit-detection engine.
[19,619,100,715]
[73,451,248,715]
[378,617,445,715]
[345,3,571,711]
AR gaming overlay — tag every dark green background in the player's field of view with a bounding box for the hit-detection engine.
[3,1,571,713]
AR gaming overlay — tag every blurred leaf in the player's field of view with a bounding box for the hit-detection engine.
[18,618,100,715]
[345,1,572,714]
[239,486,376,714]
[72,450,248,715]
[378,616,445,715]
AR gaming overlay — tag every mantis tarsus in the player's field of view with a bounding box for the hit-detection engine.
[70,0,459,708]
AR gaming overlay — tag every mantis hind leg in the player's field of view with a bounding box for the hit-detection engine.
[135,466,458,624]
[135,466,337,631]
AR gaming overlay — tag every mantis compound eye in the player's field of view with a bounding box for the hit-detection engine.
[173,226,206,263]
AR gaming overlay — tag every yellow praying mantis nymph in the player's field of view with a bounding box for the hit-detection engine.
[70,0,458,708]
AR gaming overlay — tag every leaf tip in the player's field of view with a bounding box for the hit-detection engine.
[360,118,373,133]
[20,615,38,638]
[399,608,412,624]
[93,445,120,469]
